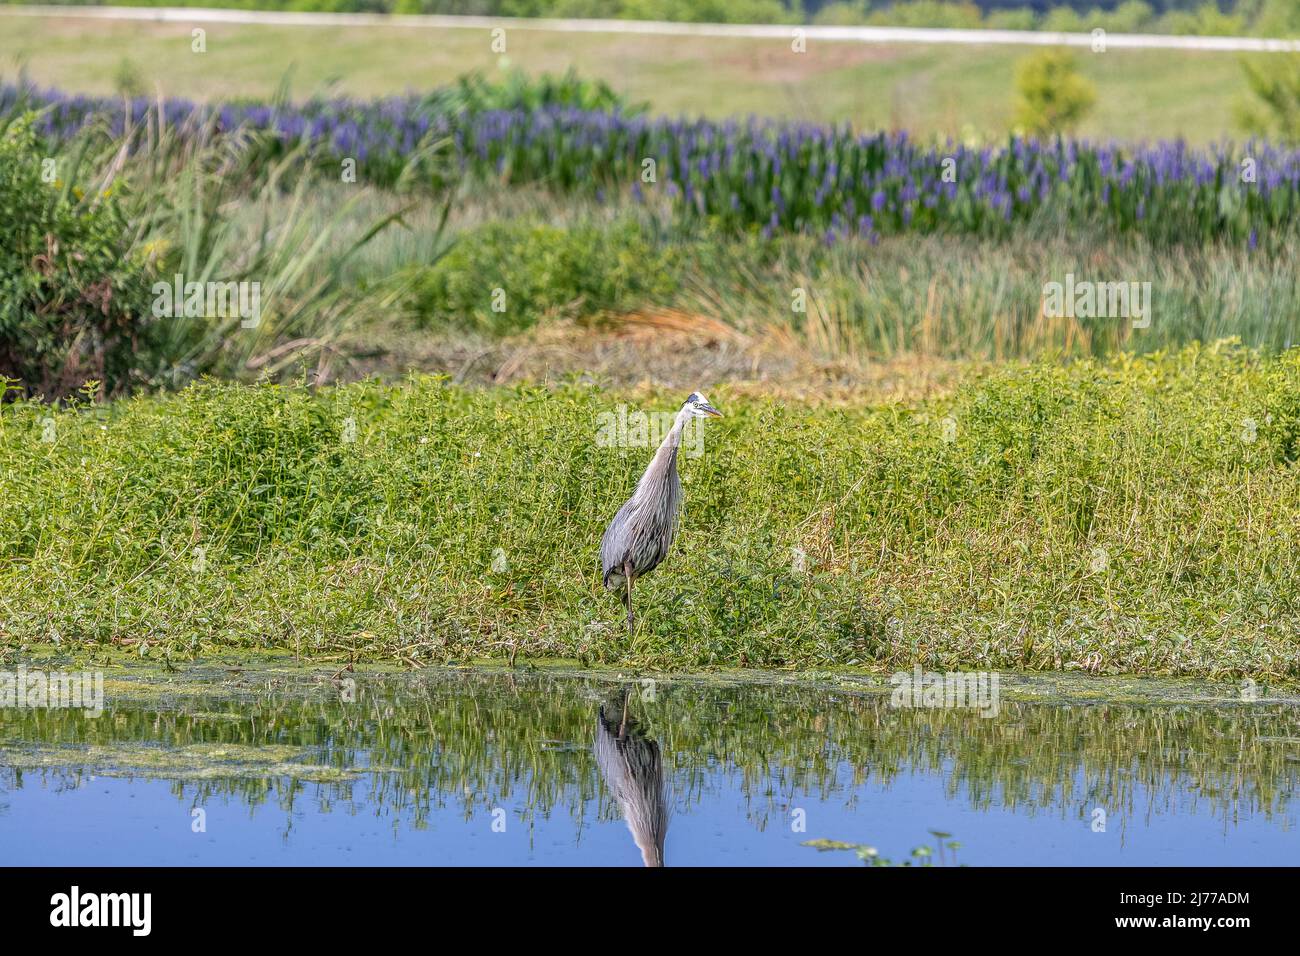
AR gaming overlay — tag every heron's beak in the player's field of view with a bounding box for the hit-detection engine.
[700,403,723,418]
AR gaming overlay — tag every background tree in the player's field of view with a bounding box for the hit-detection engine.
[1237,54,1300,144]
[1012,49,1097,138]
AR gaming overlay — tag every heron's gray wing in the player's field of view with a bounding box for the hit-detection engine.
[600,498,634,587]
[594,690,669,867]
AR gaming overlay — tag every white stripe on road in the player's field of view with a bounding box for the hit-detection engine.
[2,5,1299,53]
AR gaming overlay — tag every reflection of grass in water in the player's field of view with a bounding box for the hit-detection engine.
[0,670,1295,845]
[0,742,361,783]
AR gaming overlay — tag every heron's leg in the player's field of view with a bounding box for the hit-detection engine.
[618,689,630,740]
[623,562,636,636]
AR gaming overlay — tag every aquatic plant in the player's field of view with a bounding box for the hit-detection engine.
[5,82,1298,245]
[803,832,963,866]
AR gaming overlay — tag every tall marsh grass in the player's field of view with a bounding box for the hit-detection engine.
[0,109,430,398]
[399,207,1300,360]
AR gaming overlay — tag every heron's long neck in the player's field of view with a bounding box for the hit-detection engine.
[634,411,688,497]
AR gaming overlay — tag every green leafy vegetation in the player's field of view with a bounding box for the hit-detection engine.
[3,343,1297,680]
[0,111,420,400]
[0,116,158,399]
[1238,54,1300,144]
[393,207,1300,360]
[402,217,681,335]
[1013,49,1097,137]
[436,66,649,116]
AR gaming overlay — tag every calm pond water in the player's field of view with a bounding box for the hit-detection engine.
[0,668,1297,866]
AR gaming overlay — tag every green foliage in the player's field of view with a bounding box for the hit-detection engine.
[867,1,984,28]
[985,9,1038,30]
[1237,54,1300,144]
[0,115,159,400]
[1013,48,1098,138]
[2,344,1298,680]
[0,110,417,400]
[382,0,798,22]
[1252,0,1300,37]
[1040,7,1085,32]
[616,0,797,25]
[1191,5,1246,36]
[1103,1,1155,33]
[437,66,648,117]
[402,217,681,334]
[398,207,1300,359]
[127,143,415,386]
[112,57,147,99]
[811,1,872,26]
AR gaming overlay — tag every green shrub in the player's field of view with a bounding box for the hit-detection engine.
[1040,8,1085,32]
[986,9,1037,31]
[1193,4,1246,37]
[0,115,159,400]
[1012,48,1098,138]
[868,1,983,29]
[1253,0,1300,37]
[616,0,797,24]
[811,1,869,26]
[1237,54,1300,144]
[403,217,682,335]
[0,105,413,402]
[1155,10,1200,35]
[439,66,648,117]
[1103,1,1155,33]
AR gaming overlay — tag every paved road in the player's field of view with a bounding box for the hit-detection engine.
[2,4,1299,53]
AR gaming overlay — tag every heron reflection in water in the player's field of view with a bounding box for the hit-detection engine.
[594,687,669,867]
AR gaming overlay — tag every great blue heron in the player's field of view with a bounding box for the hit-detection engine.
[600,392,722,635]
[594,686,669,867]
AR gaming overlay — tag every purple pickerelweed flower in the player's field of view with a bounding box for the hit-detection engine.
[3,80,1295,245]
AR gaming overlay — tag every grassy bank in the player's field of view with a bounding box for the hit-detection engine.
[0,14,1274,143]
[3,342,1298,681]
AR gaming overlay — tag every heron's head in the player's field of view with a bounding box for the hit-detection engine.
[682,391,723,419]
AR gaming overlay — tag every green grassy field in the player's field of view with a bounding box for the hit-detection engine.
[0,14,1272,142]
[4,344,1298,681]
